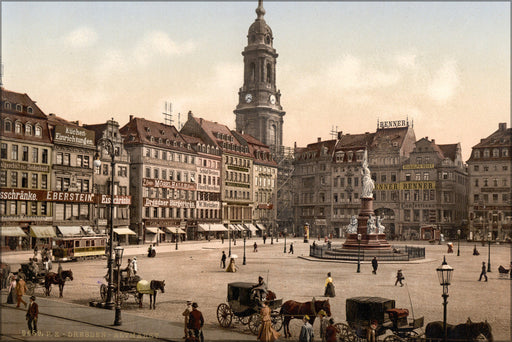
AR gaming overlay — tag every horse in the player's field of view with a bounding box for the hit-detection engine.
[44,270,73,297]
[279,298,331,338]
[136,280,165,309]
[425,318,493,341]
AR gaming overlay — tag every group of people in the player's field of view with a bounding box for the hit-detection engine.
[5,272,38,335]
[182,301,205,342]
[220,251,238,272]
[298,310,338,342]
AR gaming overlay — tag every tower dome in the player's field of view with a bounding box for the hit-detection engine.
[247,0,273,46]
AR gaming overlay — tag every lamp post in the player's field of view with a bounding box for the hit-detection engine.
[457,229,461,256]
[487,232,492,272]
[93,132,116,309]
[228,224,231,257]
[436,256,454,342]
[175,227,179,250]
[271,223,274,245]
[357,233,361,273]
[283,228,287,253]
[113,246,124,326]
[243,230,246,265]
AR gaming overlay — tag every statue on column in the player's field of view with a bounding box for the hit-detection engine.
[367,215,376,234]
[361,149,375,199]
[346,215,358,234]
[376,216,386,234]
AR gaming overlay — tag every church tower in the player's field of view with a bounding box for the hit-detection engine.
[234,0,285,149]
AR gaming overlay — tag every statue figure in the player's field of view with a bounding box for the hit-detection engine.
[361,150,375,199]
[367,215,376,234]
[346,215,358,234]
[376,216,385,234]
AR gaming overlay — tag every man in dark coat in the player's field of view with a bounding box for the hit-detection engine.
[26,295,39,335]
[372,257,378,274]
[188,302,204,342]
[220,251,226,269]
[478,261,488,281]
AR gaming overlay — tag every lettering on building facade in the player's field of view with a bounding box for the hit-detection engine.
[142,197,195,208]
[0,188,131,204]
[54,125,95,148]
[142,178,196,190]
[375,181,436,191]
[402,164,435,170]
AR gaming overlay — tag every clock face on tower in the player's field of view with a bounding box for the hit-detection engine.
[245,93,253,103]
[269,94,276,105]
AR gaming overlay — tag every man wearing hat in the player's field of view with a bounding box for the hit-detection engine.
[26,295,38,335]
[299,315,314,342]
[188,302,204,342]
[395,269,404,286]
[182,300,192,339]
[318,310,329,342]
[250,276,268,304]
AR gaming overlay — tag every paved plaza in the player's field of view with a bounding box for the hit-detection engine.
[1,238,511,341]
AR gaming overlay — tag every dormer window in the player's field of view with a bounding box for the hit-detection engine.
[166,139,170,145]
[34,125,41,137]
[160,130,165,135]
[27,107,33,114]
[474,150,480,158]
[4,120,12,132]
[25,124,32,135]
[145,127,151,133]
[16,104,22,112]
[15,121,22,134]
[173,141,177,147]
[4,102,11,110]
[150,136,155,142]
[158,138,163,143]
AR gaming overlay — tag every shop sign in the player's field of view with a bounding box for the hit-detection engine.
[376,181,436,191]
[198,168,220,175]
[403,164,435,170]
[144,219,181,226]
[378,119,408,129]
[142,178,196,190]
[143,197,195,208]
[197,184,219,191]
[54,125,95,148]
[0,188,130,204]
[99,195,131,205]
[0,161,49,173]
[196,201,220,209]
[315,219,327,226]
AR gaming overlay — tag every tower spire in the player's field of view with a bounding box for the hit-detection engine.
[256,0,265,20]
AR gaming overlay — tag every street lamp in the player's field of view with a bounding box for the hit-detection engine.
[271,223,274,245]
[357,233,362,273]
[436,256,454,342]
[457,229,461,256]
[243,230,247,265]
[93,131,116,309]
[114,246,124,326]
[283,228,287,253]
[487,232,492,272]
[228,224,231,257]
[176,227,179,250]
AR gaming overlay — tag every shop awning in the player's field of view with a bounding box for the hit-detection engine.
[56,226,83,236]
[81,226,95,235]
[0,226,27,237]
[210,224,228,232]
[255,224,266,231]
[162,227,186,234]
[198,224,210,232]
[145,227,164,234]
[30,226,56,238]
[228,224,239,231]
[113,227,136,235]
[245,224,259,233]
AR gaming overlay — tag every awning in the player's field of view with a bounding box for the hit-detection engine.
[113,227,136,235]
[210,224,228,232]
[145,227,164,234]
[56,226,83,236]
[0,226,27,237]
[30,226,56,238]
[228,224,239,231]
[197,224,210,232]
[163,227,186,234]
[255,224,266,231]
[81,226,95,235]
[245,224,259,233]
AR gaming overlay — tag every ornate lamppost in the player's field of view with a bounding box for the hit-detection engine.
[114,246,124,326]
[436,256,454,342]
[243,230,247,265]
[357,233,361,273]
[175,227,179,250]
[270,222,274,245]
[93,132,116,309]
[457,229,461,256]
[487,232,492,272]
[228,224,232,257]
[283,228,287,253]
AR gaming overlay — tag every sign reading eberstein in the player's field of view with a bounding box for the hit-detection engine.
[0,188,131,205]
[54,125,95,148]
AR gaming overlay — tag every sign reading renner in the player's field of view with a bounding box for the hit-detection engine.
[54,125,95,147]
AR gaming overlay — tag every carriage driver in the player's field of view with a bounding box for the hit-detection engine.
[250,276,268,304]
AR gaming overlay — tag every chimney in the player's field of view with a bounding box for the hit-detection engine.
[188,110,193,119]
[432,139,435,144]
[129,115,134,122]
[499,122,507,131]
[425,136,428,140]
[317,137,321,142]
[337,131,343,139]
[294,142,297,148]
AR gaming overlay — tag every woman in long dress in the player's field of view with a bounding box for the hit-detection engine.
[226,258,237,272]
[6,274,16,304]
[324,272,335,297]
[257,302,280,341]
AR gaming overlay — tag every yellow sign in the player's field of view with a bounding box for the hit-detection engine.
[376,181,436,191]
[403,164,435,170]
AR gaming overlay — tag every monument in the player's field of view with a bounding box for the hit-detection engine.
[342,150,391,250]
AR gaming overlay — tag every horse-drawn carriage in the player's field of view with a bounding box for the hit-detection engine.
[337,296,424,342]
[217,282,283,335]
[18,263,47,296]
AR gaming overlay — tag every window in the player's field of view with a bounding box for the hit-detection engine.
[483,149,490,158]
[31,174,38,188]
[77,155,83,167]
[25,124,32,135]
[492,149,499,157]
[41,175,47,189]
[405,173,411,181]
[32,148,38,163]
[0,171,6,187]
[154,149,159,159]
[35,125,42,137]
[56,152,63,164]
[42,149,48,164]
[118,166,127,177]
[20,173,28,187]
[0,143,6,159]
[63,153,70,166]
[15,122,22,134]
[154,168,159,179]
[11,145,18,160]
[423,172,429,180]
[4,120,12,132]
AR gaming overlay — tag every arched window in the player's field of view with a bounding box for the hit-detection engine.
[4,102,11,110]
[250,63,256,82]
[4,120,12,132]
[269,124,277,146]
[266,63,272,83]
[27,107,33,114]
[15,121,22,134]
[35,125,42,137]
[25,124,32,135]
[16,104,22,112]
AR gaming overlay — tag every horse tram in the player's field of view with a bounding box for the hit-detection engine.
[217,282,283,335]
[337,296,424,342]
[52,235,107,262]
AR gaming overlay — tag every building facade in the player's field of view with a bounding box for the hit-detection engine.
[467,123,512,241]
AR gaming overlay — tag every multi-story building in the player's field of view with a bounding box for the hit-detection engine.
[0,88,53,250]
[121,116,197,244]
[84,120,132,243]
[46,113,96,239]
[467,123,512,241]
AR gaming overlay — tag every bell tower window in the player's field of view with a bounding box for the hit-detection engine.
[266,63,272,83]
[250,63,256,82]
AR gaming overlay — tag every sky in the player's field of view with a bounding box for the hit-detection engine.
[2,1,510,161]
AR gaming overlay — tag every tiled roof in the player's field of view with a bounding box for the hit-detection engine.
[236,132,276,166]
[438,144,459,161]
[1,87,47,119]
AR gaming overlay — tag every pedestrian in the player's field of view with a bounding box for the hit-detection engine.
[299,315,314,342]
[221,236,224,244]
[257,301,280,341]
[324,272,335,297]
[478,261,488,281]
[16,274,28,308]
[26,295,38,335]
[182,300,192,339]
[57,262,63,281]
[367,320,378,342]
[132,257,138,275]
[253,242,258,252]
[125,259,134,278]
[395,269,404,287]
[220,251,227,269]
[318,310,329,342]
[263,235,267,244]
[473,245,480,256]
[289,243,294,254]
[188,302,204,342]
[325,318,337,342]
[6,274,16,304]
[372,256,378,274]
[226,257,237,272]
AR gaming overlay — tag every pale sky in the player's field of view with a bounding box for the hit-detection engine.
[2,1,510,161]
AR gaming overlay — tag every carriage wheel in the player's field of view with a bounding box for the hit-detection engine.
[383,335,406,342]
[26,282,35,296]
[216,303,233,328]
[271,312,283,332]
[336,323,356,342]
[100,284,108,301]
[239,315,250,325]
[248,312,262,335]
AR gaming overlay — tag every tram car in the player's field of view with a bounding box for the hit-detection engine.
[52,235,107,261]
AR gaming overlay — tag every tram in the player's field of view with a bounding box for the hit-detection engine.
[52,235,107,261]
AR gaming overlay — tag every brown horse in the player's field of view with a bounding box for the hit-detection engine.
[44,270,73,297]
[279,298,331,338]
[136,280,165,310]
[425,318,493,341]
